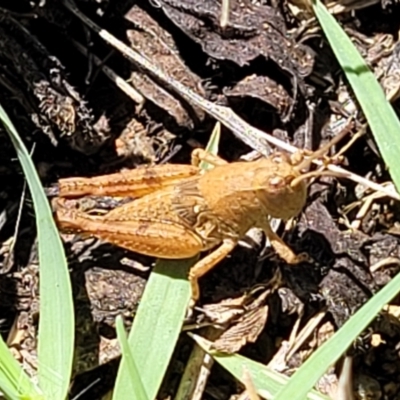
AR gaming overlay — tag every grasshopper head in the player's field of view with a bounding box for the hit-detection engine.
[255,123,353,220]
[255,152,308,220]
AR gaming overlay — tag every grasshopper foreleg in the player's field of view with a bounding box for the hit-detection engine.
[262,220,311,264]
[188,239,237,305]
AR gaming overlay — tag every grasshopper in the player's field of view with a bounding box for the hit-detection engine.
[54,129,350,303]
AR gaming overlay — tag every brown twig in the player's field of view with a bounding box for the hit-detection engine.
[61,0,400,201]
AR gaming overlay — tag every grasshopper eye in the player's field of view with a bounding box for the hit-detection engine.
[268,176,285,188]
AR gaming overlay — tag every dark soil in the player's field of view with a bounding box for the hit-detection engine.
[1,0,400,399]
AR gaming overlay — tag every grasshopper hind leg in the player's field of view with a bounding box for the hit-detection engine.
[54,198,205,259]
[57,163,200,199]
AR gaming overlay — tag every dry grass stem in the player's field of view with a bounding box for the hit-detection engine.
[62,0,400,202]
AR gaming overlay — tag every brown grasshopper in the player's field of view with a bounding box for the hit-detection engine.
[54,129,350,303]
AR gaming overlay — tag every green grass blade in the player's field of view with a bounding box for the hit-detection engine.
[0,335,43,400]
[199,122,221,170]
[115,316,149,400]
[275,269,400,400]
[311,0,400,191]
[112,258,195,400]
[113,128,221,399]
[0,105,74,400]
[272,3,400,399]
[191,334,329,400]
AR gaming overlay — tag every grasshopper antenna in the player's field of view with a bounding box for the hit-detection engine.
[294,119,354,173]
[290,120,356,187]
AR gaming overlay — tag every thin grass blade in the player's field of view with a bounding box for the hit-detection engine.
[112,258,195,400]
[190,334,330,400]
[0,105,74,400]
[199,122,221,170]
[274,267,400,399]
[271,3,400,399]
[113,128,221,399]
[0,336,43,400]
[115,316,149,400]
[311,0,400,191]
